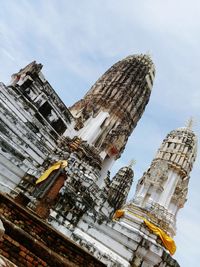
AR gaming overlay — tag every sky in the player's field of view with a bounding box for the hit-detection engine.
[0,1,200,266]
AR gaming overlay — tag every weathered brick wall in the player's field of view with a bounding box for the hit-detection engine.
[0,193,105,267]
[0,234,48,267]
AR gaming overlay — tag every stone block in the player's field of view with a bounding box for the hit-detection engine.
[0,220,5,241]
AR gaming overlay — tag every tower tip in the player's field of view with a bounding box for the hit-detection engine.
[185,117,194,130]
[128,159,136,168]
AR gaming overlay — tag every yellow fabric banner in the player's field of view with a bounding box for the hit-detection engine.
[144,219,176,255]
[36,160,68,184]
[113,209,125,220]
[112,209,176,255]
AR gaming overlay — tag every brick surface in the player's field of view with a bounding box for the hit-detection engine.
[0,192,105,267]
[19,251,26,258]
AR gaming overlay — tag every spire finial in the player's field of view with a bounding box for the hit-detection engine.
[186,117,194,130]
[128,159,136,168]
[146,50,152,57]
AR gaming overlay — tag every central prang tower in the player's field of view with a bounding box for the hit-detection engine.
[69,54,155,183]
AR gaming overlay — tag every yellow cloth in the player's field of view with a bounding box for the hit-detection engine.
[144,219,176,255]
[113,209,176,255]
[36,160,68,184]
[113,210,125,220]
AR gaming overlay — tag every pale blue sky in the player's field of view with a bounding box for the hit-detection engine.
[0,1,200,266]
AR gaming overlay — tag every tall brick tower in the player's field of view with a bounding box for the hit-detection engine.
[69,54,155,184]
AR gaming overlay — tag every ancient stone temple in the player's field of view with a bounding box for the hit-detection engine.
[0,54,197,267]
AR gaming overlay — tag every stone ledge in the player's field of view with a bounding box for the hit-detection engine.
[0,255,17,267]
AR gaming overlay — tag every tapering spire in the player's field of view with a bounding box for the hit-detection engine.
[107,165,134,210]
[69,54,155,160]
[68,54,155,186]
